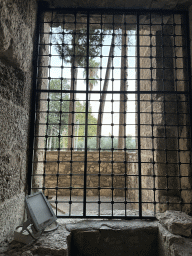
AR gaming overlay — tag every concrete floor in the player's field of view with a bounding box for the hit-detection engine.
[49,196,154,217]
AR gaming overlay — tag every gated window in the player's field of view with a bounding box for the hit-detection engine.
[29,8,192,219]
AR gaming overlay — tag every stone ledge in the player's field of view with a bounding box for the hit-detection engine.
[157,210,192,237]
[158,223,192,256]
[1,214,192,256]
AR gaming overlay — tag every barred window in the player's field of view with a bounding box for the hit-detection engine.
[29,9,192,218]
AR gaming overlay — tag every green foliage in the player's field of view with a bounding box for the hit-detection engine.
[54,28,102,67]
[77,136,136,151]
[60,101,97,149]
[83,59,100,91]
[75,101,97,141]
[54,27,101,146]
[50,26,135,151]
[46,79,70,149]
[126,136,136,150]
[46,81,136,151]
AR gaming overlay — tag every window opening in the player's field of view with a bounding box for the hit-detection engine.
[30,9,192,218]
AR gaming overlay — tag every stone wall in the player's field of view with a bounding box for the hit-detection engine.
[1,0,192,244]
[33,8,192,216]
[42,0,192,9]
[0,0,37,243]
[138,15,192,214]
[3,211,192,256]
[32,12,51,193]
[139,28,158,212]
[43,151,137,198]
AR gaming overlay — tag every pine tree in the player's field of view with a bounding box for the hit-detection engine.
[54,27,102,149]
[47,79,70,149]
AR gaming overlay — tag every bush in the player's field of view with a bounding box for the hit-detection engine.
[76,136,136,151]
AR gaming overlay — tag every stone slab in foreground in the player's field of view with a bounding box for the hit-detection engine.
[157,210,192,237]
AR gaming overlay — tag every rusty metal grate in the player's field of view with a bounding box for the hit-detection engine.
[29,8,192,218]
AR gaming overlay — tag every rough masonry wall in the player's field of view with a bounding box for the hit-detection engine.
[137,16,192,214]
[0,0,192,244]
[32,12,50,193]
[0,0,37,243]
[170,16,192,214]
[44,151,137,198]
[43,0,192,9]
[139,29,157,212]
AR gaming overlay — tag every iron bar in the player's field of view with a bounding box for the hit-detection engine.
[137,13,142,218]
[30,8,192,219]
[27,3,42,195]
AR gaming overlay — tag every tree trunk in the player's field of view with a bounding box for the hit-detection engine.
[49,127,52,149]
[96,34,116,149]
[68,59,78,150]
[118,27,128,150]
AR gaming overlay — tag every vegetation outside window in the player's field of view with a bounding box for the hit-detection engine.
[30,9,192,218]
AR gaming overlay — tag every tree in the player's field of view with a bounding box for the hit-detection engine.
[54,27,103,149]
[95,20,131,150]
[46,79,70,149]
[77,135,136,151]
[96,34,116,149]
[75,101,97,150]
[83,59,99,95]
[118,23,129,150]
[47,80,98,150]
[126,136,136,151]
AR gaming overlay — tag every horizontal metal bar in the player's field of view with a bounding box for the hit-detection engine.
[31,7,191,219]
[36,89,190,94]
[55,215,157,220]
[39,6,187,15]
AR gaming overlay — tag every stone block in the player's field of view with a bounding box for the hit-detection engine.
[42,151,137,196]
[158,223,185,256]
[159,197,181,213]
[0,193,25,243]
[70,221,158,256]
[21,251,33,256]
[0,60,24,107]
[157,210,192,237]
[0,0,37,243]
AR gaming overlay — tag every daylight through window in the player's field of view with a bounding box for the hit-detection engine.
[30,9,192,218]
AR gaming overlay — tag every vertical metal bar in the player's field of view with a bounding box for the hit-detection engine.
[161,14,169,210]
[137,13,142,218]
[49,11,60,216]
[69,12,77,216]
[30,8,191,219]
[173,13,182,211]
[149,13,156,216]
[27,5,43,195]
[98,13,103,217]
[185,11,192,98]
[185,11,192,213]
[56,12,65,216]
[42,22,49,197]
[59,14,66,215]
[123,16,128,216]
[111,13,115,217]
[83,12,90,217]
